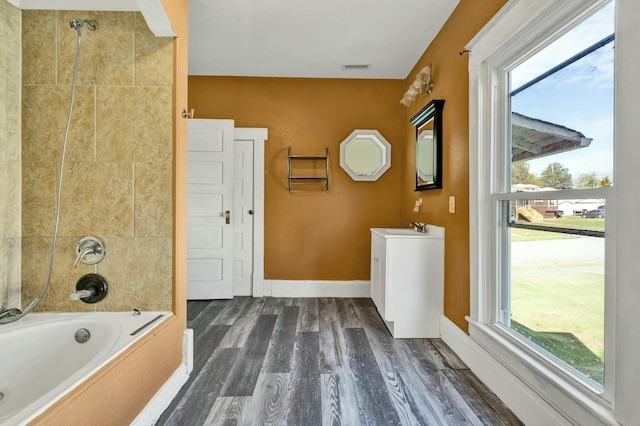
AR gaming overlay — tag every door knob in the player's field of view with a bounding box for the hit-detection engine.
[248,209,255,215]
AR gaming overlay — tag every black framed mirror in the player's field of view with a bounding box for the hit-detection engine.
[411,99,444,190]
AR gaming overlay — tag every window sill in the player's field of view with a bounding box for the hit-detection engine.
[467,318,615,425]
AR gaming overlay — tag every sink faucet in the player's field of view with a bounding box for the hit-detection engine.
[409,222,429,233]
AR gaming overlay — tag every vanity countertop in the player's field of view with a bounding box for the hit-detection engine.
[371,225,444,239]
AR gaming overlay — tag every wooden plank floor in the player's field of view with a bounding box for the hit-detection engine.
[156,297,523,426]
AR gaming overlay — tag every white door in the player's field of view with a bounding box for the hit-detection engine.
[232,140,254,295]
[187,119,234,299]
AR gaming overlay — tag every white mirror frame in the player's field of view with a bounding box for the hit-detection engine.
[339,129,391,181]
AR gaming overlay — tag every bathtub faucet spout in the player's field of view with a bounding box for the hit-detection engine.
[70,289,94,301]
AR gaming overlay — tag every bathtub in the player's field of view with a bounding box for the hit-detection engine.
[0,311,170,426]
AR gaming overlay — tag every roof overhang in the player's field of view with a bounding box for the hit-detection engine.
[512,112,592,162]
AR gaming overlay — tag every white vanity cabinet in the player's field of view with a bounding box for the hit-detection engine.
[370,226,444,338]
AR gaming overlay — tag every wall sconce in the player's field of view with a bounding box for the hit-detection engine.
[400,63,434,106]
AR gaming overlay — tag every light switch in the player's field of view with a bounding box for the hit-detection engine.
[449,196,455,213]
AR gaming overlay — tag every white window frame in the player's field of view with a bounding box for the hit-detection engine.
[467,0,640,424]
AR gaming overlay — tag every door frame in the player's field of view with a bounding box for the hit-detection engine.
[234,128,268,297]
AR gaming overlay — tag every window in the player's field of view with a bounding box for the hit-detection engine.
[463,0,640,423]
[498,3,614,387]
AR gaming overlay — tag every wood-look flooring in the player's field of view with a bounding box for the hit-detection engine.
[156,297,522,426]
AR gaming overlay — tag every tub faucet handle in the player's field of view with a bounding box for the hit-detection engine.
[74,236,106,267]
[74,246,94,267]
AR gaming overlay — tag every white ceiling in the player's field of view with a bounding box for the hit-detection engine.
[188,0,460,79]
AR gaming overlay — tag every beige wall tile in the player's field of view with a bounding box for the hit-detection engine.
[1,6,21,162]
[0,161,21,238]
[22,161,57,237]
[135,13,173,87]
[4,77,21,160]
[58,11,135,86]
[96,86,172,162]
[22,10,56,85]
[0,238,21,311]
[22,236,95,312]
[135,162,172,237]
[1,0,21,312]
[0,2,21,162]
[21,236,51,309]
[59,161,134,237]
[1,1,21,81]
[22,85,96,162]
[19,9,174,313]
[0,78,6,160]
[26,235,171,311]
[0,0,19,43]
[93,237,172,311]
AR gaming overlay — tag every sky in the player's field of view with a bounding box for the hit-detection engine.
[510,2,615,182]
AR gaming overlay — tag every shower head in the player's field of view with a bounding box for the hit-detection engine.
[69,19,99,32]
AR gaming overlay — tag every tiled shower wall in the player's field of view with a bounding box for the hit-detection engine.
[21,10,173,311]
[0,0,21,312]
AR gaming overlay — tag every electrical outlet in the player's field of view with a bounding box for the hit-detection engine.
[449,196,455,213]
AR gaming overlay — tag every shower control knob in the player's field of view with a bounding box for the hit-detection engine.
[75,236,106,267]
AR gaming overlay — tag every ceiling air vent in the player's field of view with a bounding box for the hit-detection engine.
[342,64,371,70]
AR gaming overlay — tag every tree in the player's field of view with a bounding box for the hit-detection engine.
[540,162,572,189]
[511,162,541,185]
[575,172,602,188]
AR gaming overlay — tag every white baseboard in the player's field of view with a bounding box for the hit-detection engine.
[264,280,370,298]
[132,329,193,426]
[263,279,272,296]
[440,316,570,426]
[183,328,194,374]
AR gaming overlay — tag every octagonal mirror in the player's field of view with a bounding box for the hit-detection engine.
[339,129,391,181]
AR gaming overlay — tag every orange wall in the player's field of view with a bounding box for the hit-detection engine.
[401,0,507,331]
[188,0,506,331]
[189,77,406,280]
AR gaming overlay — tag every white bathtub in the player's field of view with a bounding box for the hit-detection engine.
[0,311,170,426]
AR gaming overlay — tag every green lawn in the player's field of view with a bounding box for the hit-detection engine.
[549,215,605,230]
[509,215,605,384]
[510,222,605,384]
